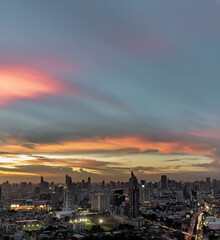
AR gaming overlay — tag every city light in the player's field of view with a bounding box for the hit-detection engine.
[73,218,89,223]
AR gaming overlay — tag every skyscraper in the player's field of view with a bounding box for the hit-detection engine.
[206,177,211,191]
[88,177,91,185]
[160,175,167,190]
[65,175,72,188]
[91,193,110,212]
[63,189,71,211]
[128,171,139,218]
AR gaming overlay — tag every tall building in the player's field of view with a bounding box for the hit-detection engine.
[206,177,211,191]
[139,180,146,203]
[91,193,110,212]
[160,175,167,190]
[63,190,71,211]
[40,176,49,194]
[87,177,91,189]
[128,171,139,218]
[113,189,125,207]
[65,175,72,188]
[88,177,91,185]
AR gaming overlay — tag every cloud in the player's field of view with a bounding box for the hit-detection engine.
[164,157,202,162]
[0,132,215,157]
[0,61,132,113]
[193,147,220,169]
[143,149,159,153]
[188,129,220,140]
[0,153,121,175]
[193,162,220,169]
[1,128,220,181]
[0,65,64,106]
[68,81,135,113]
[0,152,184,181]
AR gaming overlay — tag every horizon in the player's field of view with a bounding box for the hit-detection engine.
[1,0,220,183]
[1,172,219,185]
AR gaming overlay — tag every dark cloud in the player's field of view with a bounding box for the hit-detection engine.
[164,157,202,162]
[143,149,159,153]
[193,162,220,169]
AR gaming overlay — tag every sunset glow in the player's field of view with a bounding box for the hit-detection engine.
[0,0,220,183]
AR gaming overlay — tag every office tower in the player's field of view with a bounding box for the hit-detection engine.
[65,175,72,188]
[140,180,146,203]
[40,176,44,184]
[160,175,167,190]
[91,193,110,212]
[176,191,183,203]
[91,194,98,211]
[113,189,125,207]
[88,177,91,184]
[40,176,49,194]
[128,171,139,218]
[63,189,71,211]
[102,180,105,189]
[190,190,197,208]
[86,177,91,190]
[212,179,217,191]
[206,177,211,191]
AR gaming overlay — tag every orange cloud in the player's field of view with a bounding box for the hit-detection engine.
[0,135,211,157]
[0,65,64,105]
[34,135,210,156]
[0,170,38,176]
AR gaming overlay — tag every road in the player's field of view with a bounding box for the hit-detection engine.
[195,212,204,240]
[144,218,191,237]
[185,211,204,240]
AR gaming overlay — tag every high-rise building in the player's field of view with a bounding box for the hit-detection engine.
[113,189,125,207]
[65,175,72,188]
[160,175,167,190]
[176,191,183,203]
[91,193,110,212]
[139,180,146,203]
[88,177,91,185]
[86,177,91,190]
[206,177,211,191]
[63,190,71,211]
[190,190,197,208]
[39,176,49,194]
[128,171,139,218]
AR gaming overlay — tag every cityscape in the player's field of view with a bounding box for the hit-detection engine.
[0,173,219,239]
[1,0,220,239]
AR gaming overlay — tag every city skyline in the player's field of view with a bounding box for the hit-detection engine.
[1,0,220,183]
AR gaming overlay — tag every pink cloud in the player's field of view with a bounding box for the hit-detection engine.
[0,63,131,112]
[188,129,220,140]
[0,65,65,106]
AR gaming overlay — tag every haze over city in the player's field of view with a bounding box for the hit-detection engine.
[1,0,220,183]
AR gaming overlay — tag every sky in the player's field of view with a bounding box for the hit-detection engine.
[0,0,220,183]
